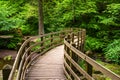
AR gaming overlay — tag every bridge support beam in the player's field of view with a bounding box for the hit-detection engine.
[86,51,93,76]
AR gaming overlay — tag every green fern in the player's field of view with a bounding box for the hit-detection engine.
[104,39,120,64]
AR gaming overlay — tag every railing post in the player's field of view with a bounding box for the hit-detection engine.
[66,34,71,57]
[86,51,93,76]
[72,45,78,62]
[26,37,30,56]
[2,64,12,80]
[60,32,64,42]
[26,39,31,69]
[51,34,53,46]
[41,36,44,52]
[80,30,82,51]
[72,42,82,79]
[69,34,73,75]
[67,34,71,43]
[71,33,74,43]
[71,33,79,64]
[66,34,73,78]
[77,32,80,50]
[81,29,86,52]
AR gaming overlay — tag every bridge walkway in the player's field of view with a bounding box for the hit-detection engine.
[25,45,65,80]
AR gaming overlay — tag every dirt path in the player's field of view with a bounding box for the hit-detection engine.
[0,49,17,59]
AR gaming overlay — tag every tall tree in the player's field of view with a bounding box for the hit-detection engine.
[38,0,44,35]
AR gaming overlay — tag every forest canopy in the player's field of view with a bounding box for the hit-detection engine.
[0,0,120,63]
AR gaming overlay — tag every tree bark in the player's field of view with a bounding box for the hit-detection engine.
[38,0,44,35]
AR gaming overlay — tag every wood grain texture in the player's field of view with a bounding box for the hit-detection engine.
[25,45,66,80]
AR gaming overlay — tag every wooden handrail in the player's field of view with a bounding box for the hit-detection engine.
[8,30,72,80]
[64,29,120,80]
[0,35,13,38]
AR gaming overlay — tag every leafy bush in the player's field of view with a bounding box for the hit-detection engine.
[4,55,12,61]
[104,39,120,64]
[0,1,22,31]
[100,3,120,26]
[85,36,104,51]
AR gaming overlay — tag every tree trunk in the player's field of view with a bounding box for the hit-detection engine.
[38,0,44,35]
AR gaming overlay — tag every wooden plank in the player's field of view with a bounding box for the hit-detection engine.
[30,64,63,68]
[27,72,64,77]
[25,45,65,79]
[25,77,65,80]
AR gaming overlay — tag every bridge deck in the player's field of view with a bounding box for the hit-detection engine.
[25,45,66,80]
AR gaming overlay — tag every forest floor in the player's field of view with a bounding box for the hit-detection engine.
[92,53,120,79]
[92,60,120,80]
[0,49,17,80]
[97,60,120,75]
[0,49,17,69]
[0,49,17,59]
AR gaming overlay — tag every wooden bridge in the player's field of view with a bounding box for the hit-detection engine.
[8,29,120,80]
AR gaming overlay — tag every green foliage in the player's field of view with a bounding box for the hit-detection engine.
[85,36,104,51]
[100,3,120,26]
[7,35,22,49]
[4,55,12,61]
[0,1,20,31]
[0,0,38,34]
[0,0,38,49]
[15,2,38,35]
[0,0,120,65]
[104,39,120,64]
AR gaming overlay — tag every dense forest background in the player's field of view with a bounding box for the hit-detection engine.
[0,0,120,64]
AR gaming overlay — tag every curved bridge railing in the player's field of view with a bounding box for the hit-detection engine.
[8,28,120,80]
[8,30,72,80]
[64,29,120,80]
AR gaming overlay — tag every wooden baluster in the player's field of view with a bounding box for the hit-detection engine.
[71,33,75,67]
[60,32,65,43]
[78,31,83,77]
[64,44,67,70]
[66,34,71,59]
[86,51,93,76]
[71,33,74,43]
[51,34,53,46]
[67,34,71,43]
[80,30,83,52]
[41,36,44,52]
[77,32,80,50]
[72,44,78,62]
[26,37,30,56]
[69,34,73,79]
[83,29,86,52]
[66,35,72,78]
[26,41,31,68]
[71,33,79,65]
[81,29,86,53]
[63,32,65,38]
